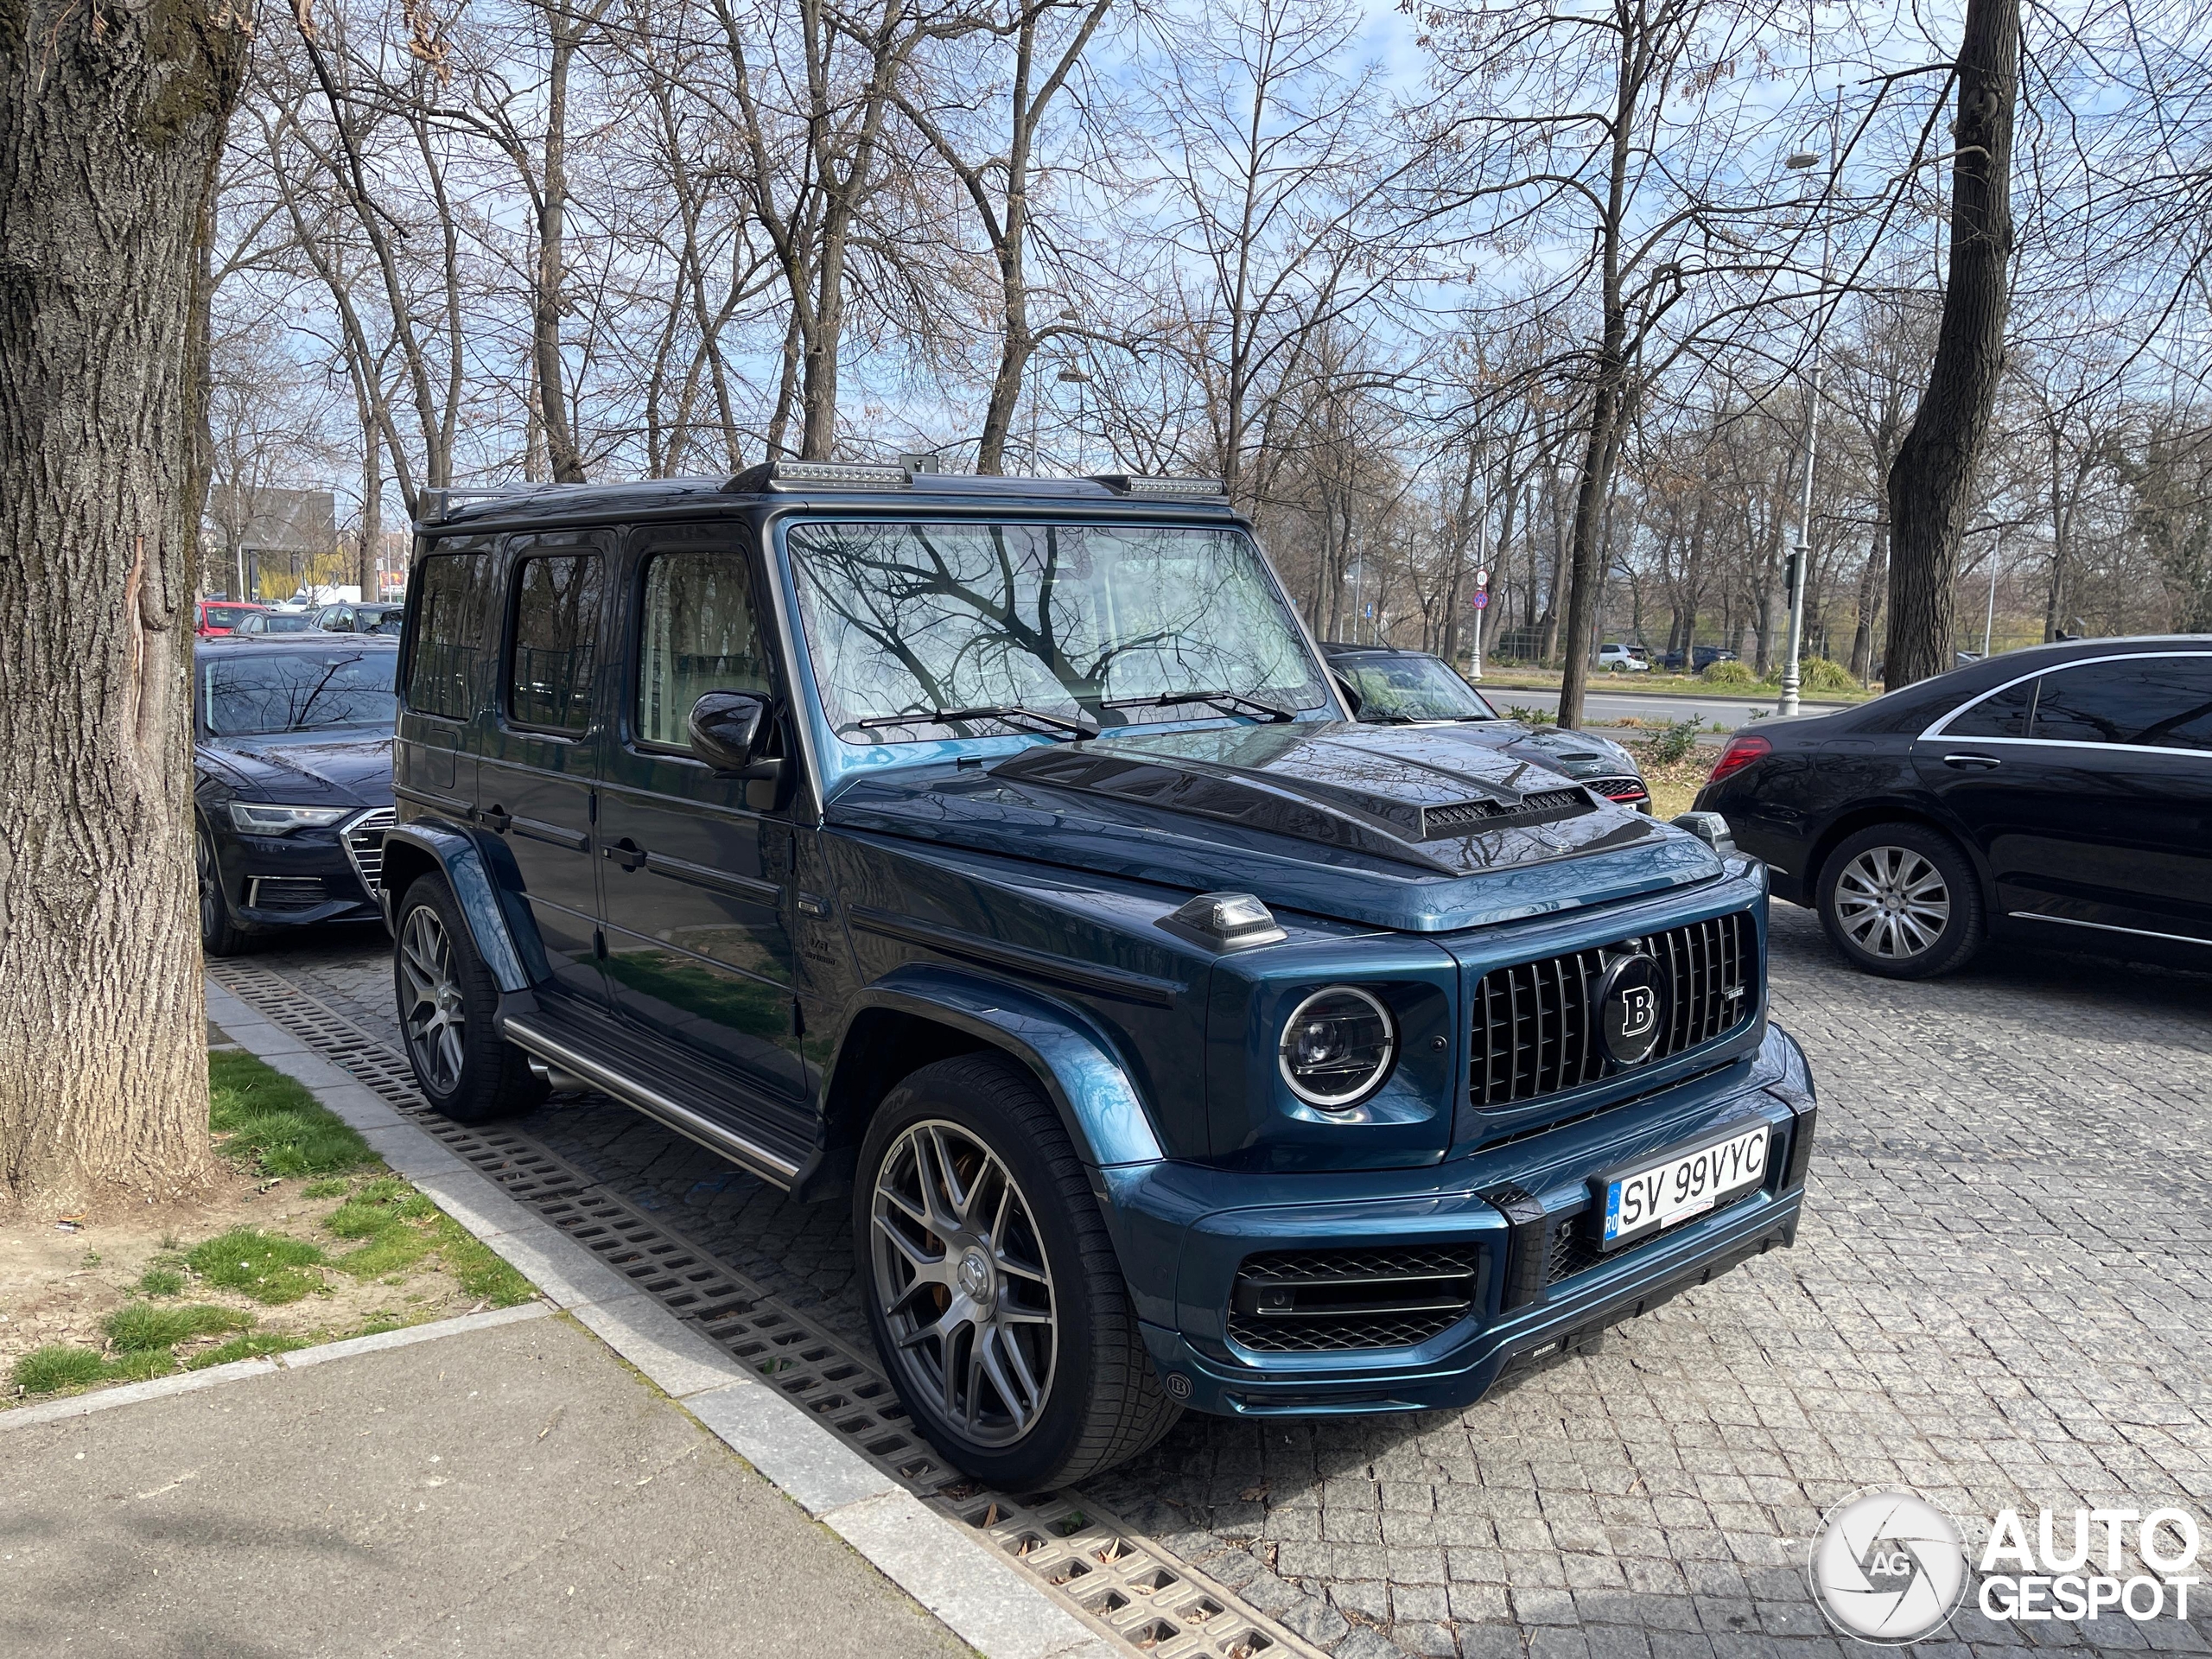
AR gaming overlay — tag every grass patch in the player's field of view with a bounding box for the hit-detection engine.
[106,1348,181,1382]
[186,1228,327,1305]
[188,1333,308,1370]
[136,1267,186,1298]
[12,1345,107,1395]
[300,1177,353,1199]
[208,1051,376,1179]
[104,1302,251,1353]
[436,1224,536,1307]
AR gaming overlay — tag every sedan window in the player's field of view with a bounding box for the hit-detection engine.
[1945,677,2037,738]
[2030,656,2212,751]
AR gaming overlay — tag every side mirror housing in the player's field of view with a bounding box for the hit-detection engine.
[688,691,782,780]
[1670,810,1735,855]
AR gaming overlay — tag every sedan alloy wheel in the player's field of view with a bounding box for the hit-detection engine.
[1833,845,1951,960]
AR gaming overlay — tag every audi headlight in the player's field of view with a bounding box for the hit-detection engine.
[227,802,350,834]
[1278,986,1396,1108]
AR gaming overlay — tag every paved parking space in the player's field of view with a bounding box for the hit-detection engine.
[247,906,2212,1656]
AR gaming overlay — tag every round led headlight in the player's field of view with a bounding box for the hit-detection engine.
[1277,986,1396,1109]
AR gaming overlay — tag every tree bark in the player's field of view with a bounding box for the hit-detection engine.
[0,0,246,1203]
[1884,0,2018,687]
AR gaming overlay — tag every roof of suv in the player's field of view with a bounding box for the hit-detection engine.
[419,470,1240,535]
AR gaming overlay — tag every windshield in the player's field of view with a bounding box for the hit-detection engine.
[202,605,259,628]
[252,613,317,633]
[201,651,398,736]
[1338,653,1500,721]
[786,520,1332,741]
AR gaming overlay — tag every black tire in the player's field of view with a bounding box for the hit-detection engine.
[1817,823,1986,979]
[197,820,252,958]
[392,874,547,1122]
[855,1054,1180,1489]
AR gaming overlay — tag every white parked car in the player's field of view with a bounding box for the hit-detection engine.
[1598,642,1651,671]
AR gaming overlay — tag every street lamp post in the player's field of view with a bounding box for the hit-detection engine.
[1778,102,1836,718]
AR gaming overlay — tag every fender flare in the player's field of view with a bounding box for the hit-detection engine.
[832,964,1165,1170]
[379,821,542,993]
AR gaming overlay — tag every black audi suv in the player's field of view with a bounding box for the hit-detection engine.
[1694,636,2212,977]
[194,634,399,954]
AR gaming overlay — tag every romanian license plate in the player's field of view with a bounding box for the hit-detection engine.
[1598,1123,1770,1250]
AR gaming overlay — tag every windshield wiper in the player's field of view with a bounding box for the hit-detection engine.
[852,704,1096,741]
[1102,689,1291,723]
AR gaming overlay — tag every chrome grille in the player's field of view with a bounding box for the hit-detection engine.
[1228,1246,1482,1351]
[343,807,396,896]
[1470,911,1756,1109]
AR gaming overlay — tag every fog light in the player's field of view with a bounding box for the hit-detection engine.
[1278,986,1396,1108]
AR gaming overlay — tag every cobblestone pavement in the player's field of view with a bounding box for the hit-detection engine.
[246,906,2212,1657]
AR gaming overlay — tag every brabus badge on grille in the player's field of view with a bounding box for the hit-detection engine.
[1594,950,1669,1066]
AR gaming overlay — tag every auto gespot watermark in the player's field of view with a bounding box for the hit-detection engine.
[1806,1487,2206,1644]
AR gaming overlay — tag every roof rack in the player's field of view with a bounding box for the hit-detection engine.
[724,460,913,493]
[1089,474,1228,499]
[419,485,574,524]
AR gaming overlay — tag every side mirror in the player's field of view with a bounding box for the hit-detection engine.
[1670,810,1735,855]
[687,691,782,780]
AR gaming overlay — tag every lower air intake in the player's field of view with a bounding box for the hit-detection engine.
[1228,1246,1483,1352]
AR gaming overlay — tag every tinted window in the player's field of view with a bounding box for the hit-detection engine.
[1945,677,2036,738]
[508,554,603,734]
[1338,652,1498,721]
[406,551,493,720]
[2031,656,2212,750]
[202,650,398,736]
[637,550,772,748]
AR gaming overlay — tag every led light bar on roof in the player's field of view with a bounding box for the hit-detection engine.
[1091,474,1229,498]
[726,460,912,493]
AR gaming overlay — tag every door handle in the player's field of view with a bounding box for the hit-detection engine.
[604,837,646,872]
[479,805,512,832]
[1942,753,2001,770]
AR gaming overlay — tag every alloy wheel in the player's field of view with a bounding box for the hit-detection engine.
[397,905,467,1093]
[869,1119,1058,1447]
[195,829,222,939]
[1834,846,1951,960]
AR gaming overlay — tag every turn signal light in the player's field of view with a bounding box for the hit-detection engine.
[1707,734,1771,784]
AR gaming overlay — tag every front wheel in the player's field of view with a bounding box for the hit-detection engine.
[855,1055,1179,1489]
[392,874,546,1122]
[197,822,251,957]
[1817,823,1985,979]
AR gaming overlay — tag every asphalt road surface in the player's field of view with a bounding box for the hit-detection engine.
[1470,685,1854,732]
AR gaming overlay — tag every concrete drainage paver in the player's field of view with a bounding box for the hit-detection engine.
[217,905,2212,1656]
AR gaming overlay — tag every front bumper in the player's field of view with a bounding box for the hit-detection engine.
[210,810,390,930]
[1108,1026,1815,1417]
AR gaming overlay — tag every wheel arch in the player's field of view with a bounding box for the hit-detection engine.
[381,822,540,993]
[810,967,1166,1201]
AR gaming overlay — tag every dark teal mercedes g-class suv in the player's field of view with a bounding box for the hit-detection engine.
[383,462,1816,1488]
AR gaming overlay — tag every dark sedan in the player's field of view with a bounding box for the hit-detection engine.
[194,636,399,955]
[1694,635,2212,977]
[1321,641,1651,809]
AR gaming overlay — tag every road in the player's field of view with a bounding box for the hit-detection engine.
[229,912,2212,1656]
[1470,684,1855,732]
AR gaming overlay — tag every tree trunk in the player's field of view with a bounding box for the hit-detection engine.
[534,32,588,484]
[1884,0,2018,687]
[1557,367,1622,730]
[0,0,246,1203]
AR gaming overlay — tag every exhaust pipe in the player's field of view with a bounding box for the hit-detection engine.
[527,1058,592,1095]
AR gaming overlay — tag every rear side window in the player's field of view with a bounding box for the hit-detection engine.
[1945,677,2037,739]
[406,550,493,720]
[507,553,603,734]
[635,549,773,749]
[2030,656,2212,751]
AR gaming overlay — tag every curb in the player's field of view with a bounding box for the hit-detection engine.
[203,982,1117,1659]
[0,1303,551,1433]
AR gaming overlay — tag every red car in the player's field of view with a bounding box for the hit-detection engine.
[196,600,270,637]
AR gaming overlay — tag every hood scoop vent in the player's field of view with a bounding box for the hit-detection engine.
[1421,787,1592,840]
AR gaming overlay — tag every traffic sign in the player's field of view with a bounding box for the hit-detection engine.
[1474,569,1490,588]
[1472,591,1489,609]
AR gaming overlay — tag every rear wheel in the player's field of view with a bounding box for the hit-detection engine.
[393,874,546,1122]
[855,1054,1179,1488]
[1817,823,1985,979]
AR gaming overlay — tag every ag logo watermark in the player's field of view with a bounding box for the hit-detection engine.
[1808,1490,2206,1643]
[1808,1489,1970,1643]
